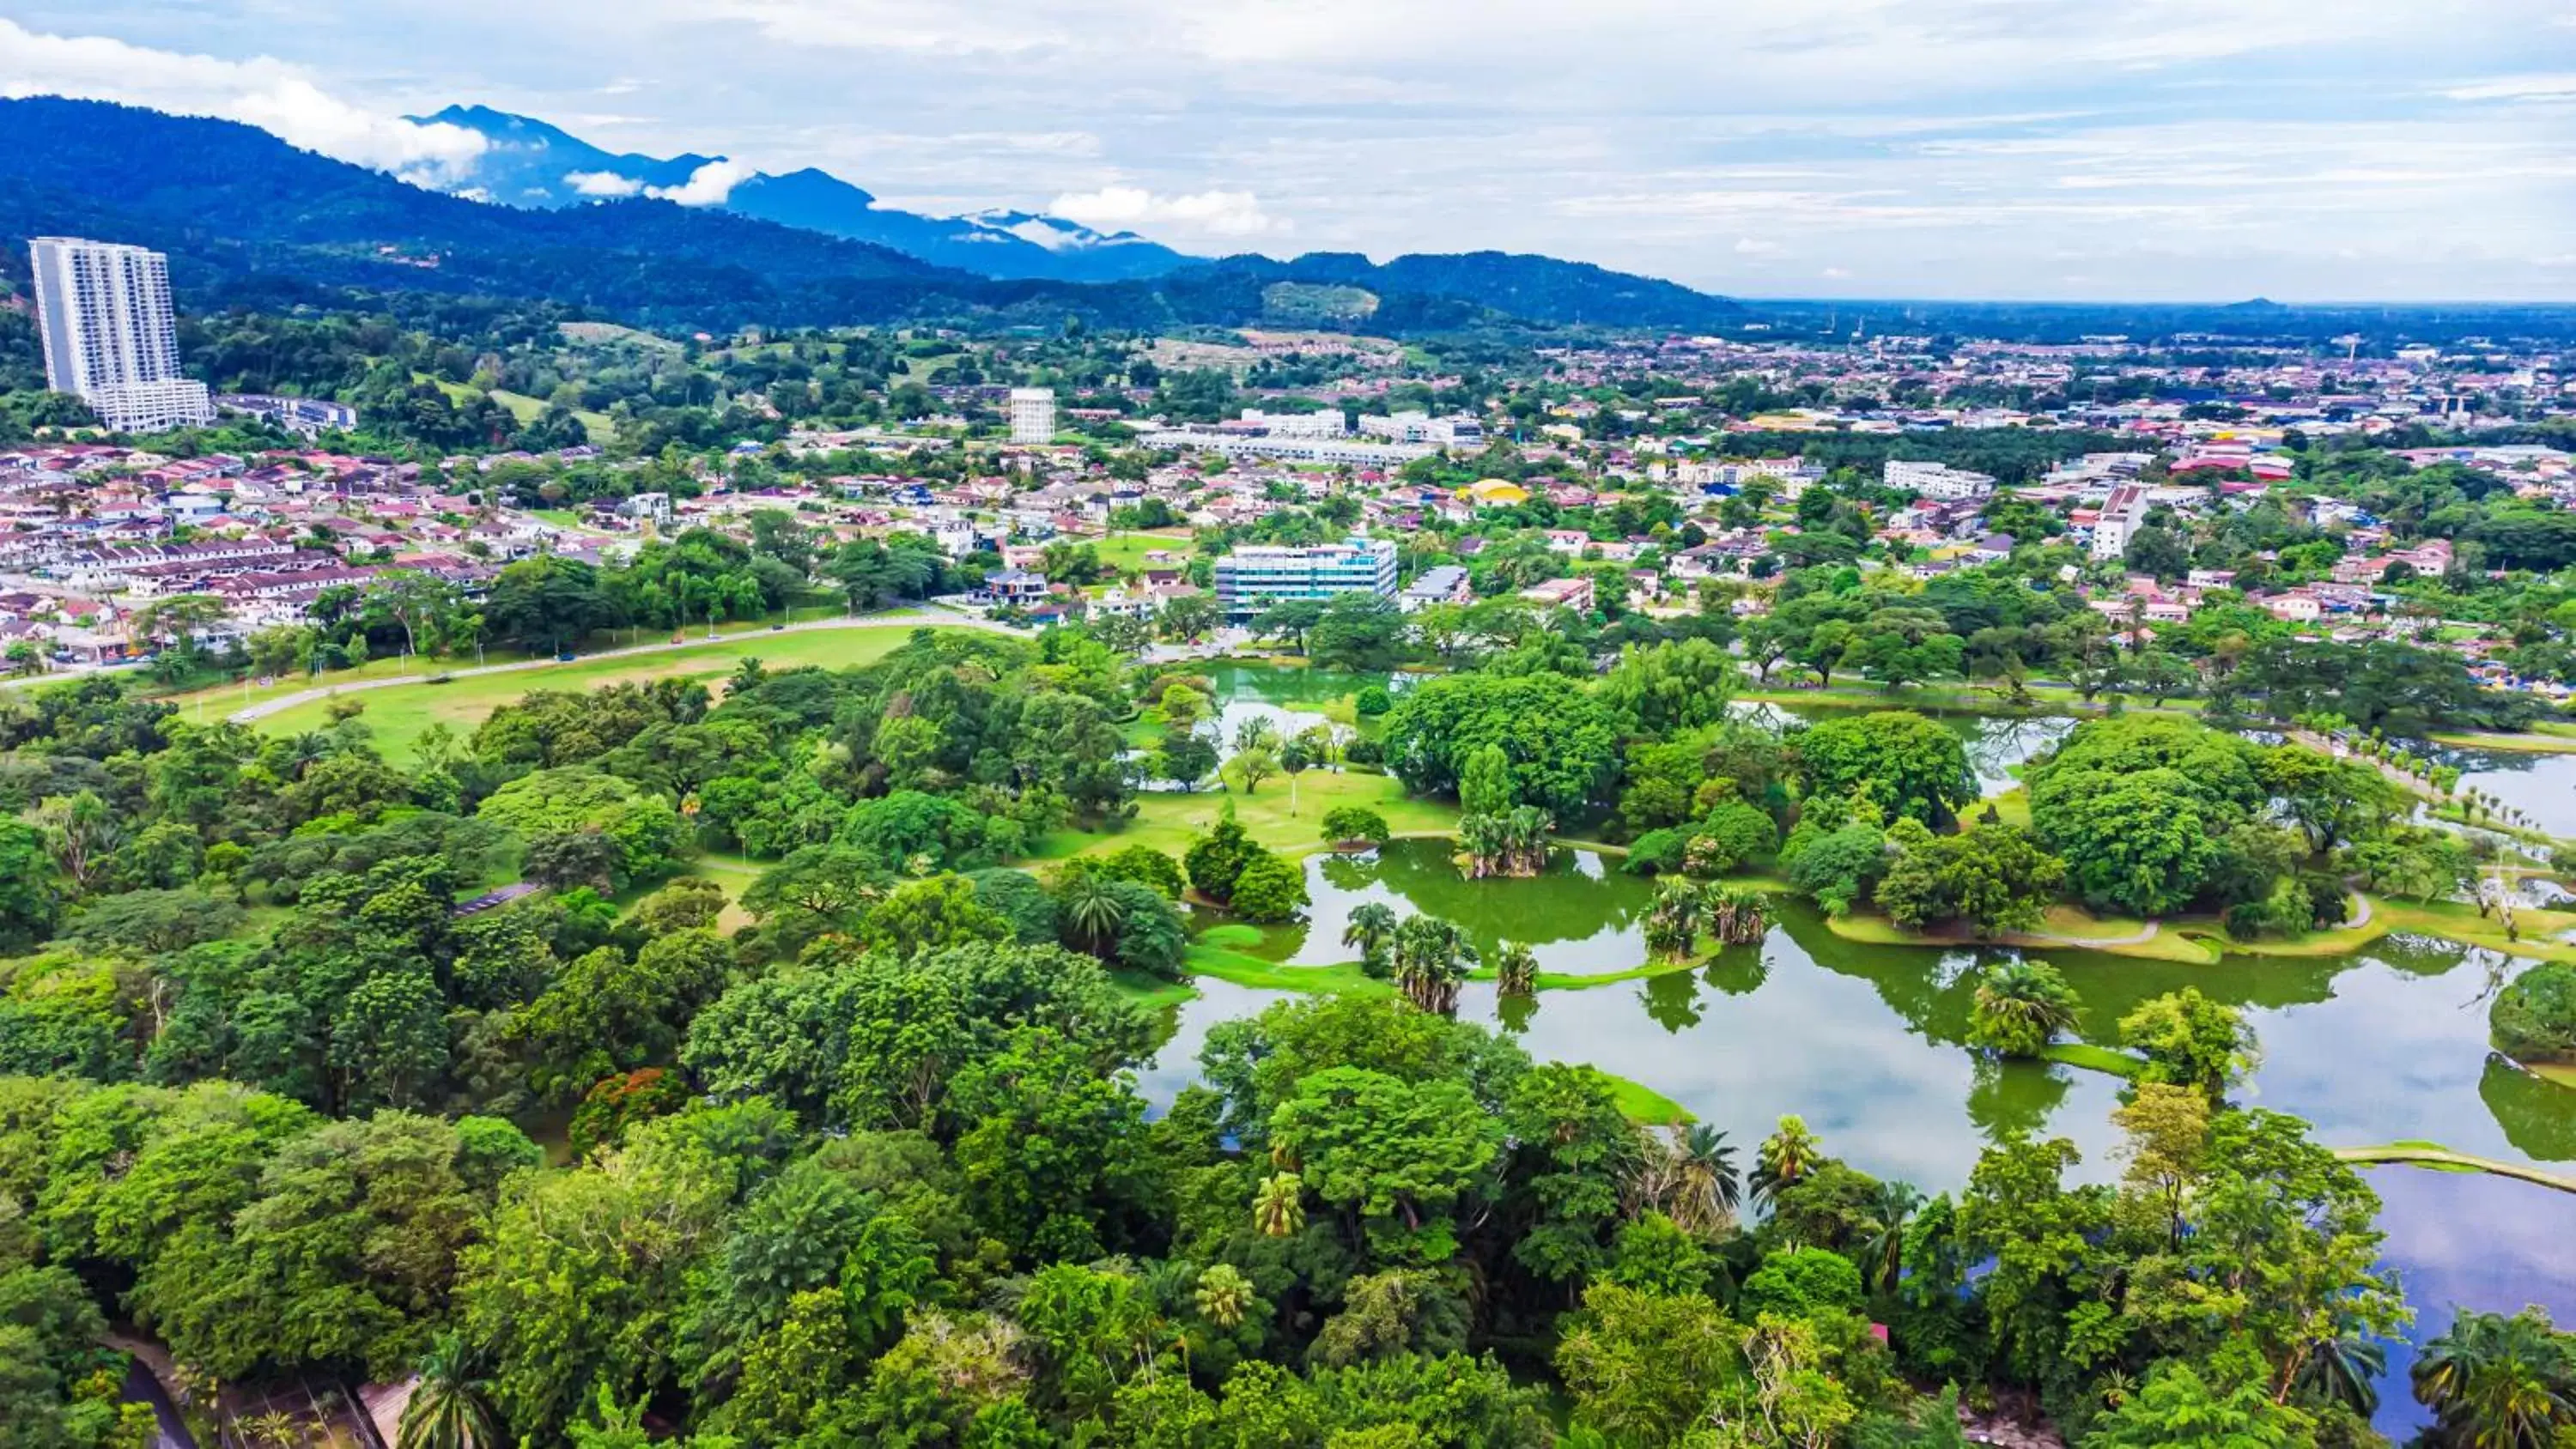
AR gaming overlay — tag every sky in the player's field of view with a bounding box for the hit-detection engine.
[3,2,2575,301]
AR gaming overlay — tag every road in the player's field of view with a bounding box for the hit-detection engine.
[223,608,1015,724]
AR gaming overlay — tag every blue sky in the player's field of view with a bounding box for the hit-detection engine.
[3,2,2574,300]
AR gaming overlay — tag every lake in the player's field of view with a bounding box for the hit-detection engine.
[1135,668,2576,1434]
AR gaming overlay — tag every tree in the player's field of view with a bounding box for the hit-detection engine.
[2030,768,2220,918]
[1157,724,1218,790]
[1965,960,2082,1058]
[2412,1307,2576,1449]
[1390,914,1478,1015]
[1554,1282,1743,1446]
[1269,1066,1503,1262]
[860,876,1013,955]
[1379,674,1620,816]
[1227,851,1307,924]
[398,1333,501,1449]
[1877,827,2065,938]
[1342,901,1400,977]
[2120,989,2259,1100]
[1321,806,1390,847]
[1751,1115,1822,1209]
[1184,814,1258,903]
[2089,1360,2314,1448]
[1797,712,1977,827]
[2489,961,2576,1068]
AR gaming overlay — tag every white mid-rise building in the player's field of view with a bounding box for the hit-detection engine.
[27,238,213,434]
[1884,459,1996,500]
[1008,388,1058,445]
[1240,408,1348,438]
[2091,483,2154,561]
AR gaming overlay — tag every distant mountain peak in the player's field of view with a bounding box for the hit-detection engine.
[412,105,1197,282]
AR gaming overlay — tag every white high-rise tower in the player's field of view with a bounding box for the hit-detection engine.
[1008,387,1058,445]
[27,237,214,434]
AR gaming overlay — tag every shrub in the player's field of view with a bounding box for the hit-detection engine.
[1228,852,1309,924]
[1097,844,1186,899]
[1184,815,1258,903]
[1621,828,1689,876]
[1319,806,1391,847]
[1737,1247,1865,1320]
[1684,801,1780,876]
[2492,961,2576,1064]
[1353,685,1394,717]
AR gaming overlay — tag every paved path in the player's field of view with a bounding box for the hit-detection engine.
[224,609,1012,724]
[2336,1144,2576,1196]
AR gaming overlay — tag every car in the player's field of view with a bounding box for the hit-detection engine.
[556,651,577,662]
[770,622,785,631]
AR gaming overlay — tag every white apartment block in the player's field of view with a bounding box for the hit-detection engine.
[1239,408,1349,438]
[27,238,213,435]
[1883,459,1996,500]
[1356,410,1485,446]
[2091,483,2154,561]
[1008,388,1059,445]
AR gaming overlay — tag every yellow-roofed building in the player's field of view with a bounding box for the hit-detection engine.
[1457,478,1530,506]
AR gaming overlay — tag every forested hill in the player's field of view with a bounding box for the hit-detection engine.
[0,99,1744,335]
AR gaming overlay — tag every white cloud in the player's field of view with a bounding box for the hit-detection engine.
[0,18,487,183]
[1735,237,1785,256]
[565,169,645,197]
[1049,185,1279,238]
[2438,73,2576,101]
[648,158,758,206]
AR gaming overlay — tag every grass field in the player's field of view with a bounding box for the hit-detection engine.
[2427,730,2576,755]
[1034,773,1461,864]
[1826,906,2220,964]
[489,389,618,443]
[1090,530,1196,573]
[257,624,927,761]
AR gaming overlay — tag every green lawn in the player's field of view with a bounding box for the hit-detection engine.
[2427,731,2576,755]
[1090,530,1196,573]
[490,389,618,442]
[2040,1042,2143,1078]
[1600,1073,1693,1125]
[1034,773,1461,864]
[257,625,928,761]
[1826,906,2220,964]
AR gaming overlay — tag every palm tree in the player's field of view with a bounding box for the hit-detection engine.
[1194,1263,1255,1329]
[243,1411,301,1449]
[398,1332,501,1449]
[1751,1115,1822,1210]
[1644,878,1705,960]
[1707,884,1771,945]
[2413,1307,2576,1449]
[2297,1333,2385,1421]
[1666,1125,1741,1236]
[1493,942,1539,997]
[1860,1181,1923,1295]
[1058,870,1129,955]
[1392,914,1477,1015]
[1966,960,2083,1058]
[1342,902,1399,977]
[1253,1172,1305,1238]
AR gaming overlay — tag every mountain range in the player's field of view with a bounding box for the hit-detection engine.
[411,105,1193,282]
[0,97,1744,335]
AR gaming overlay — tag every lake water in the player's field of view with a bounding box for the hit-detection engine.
[1146,887,2576,1435]
[1135,668,2576,1434]
[2426,742,2576,837]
